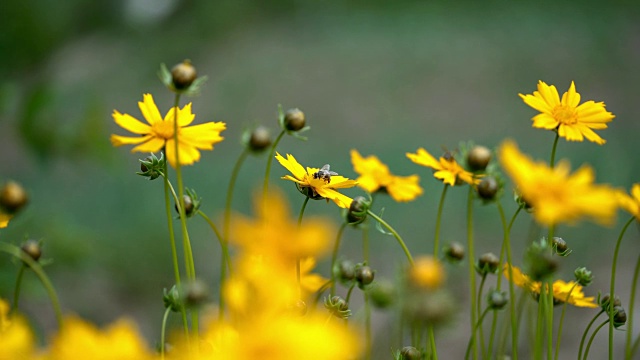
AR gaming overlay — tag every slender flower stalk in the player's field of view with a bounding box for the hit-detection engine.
[362,223,372,360]
[297,196,311,295]
[160,306,171,360]
[12,264,26,313]
[466,186,478,360]
[263,130,286,199]
[555,283,578,360]
[197,210,229,319]
[627,253,640,359]
[578,310,604,360]
[223,149,249,264]
[584,320,610,360]
[433,184,449,255]
[330,223,347,297]
[365,210,414,265]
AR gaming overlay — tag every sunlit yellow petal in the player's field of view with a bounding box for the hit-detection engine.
[138,94,163,125]
[130,137,165,153]
[316,188,353,208]
[112,111,151,135]
[276,153,307,181]
[110,134,153,147]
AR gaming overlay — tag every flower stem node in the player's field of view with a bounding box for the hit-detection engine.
[138,153,165,180]
[244,126,272,153]
[324,295,351,320]
[488,289,508,310]
[551,237,571,256]
[476,252,500,276]
[574,267,593,287]
[467,145,492,172]
[0,181,28,214]
[347,196,370,224]
[613,306,627,328]
[20,239,42,262]
[443,242,465,263]
[174,188,201,218]
[171,60,197,90]
[283,108,306,132]
[335,260,356,284]
[163,285,183,312]
[355,265,375,289]
[369,279,396,309]
[399,346,421,360]
[477,176,499,201]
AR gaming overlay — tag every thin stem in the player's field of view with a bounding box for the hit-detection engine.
[0,242,63,328]
[363,219,372,360]
[162,165,182,288]
[366,210,414,265]
[584,320,610,360]
[345,283,356,304]
[609,216,635,359]
[12,264,26,313]
[197,210,231,320]
[554,283,578,360]
[262,130,286,199]
[466,186,478,360]
[546,226,556,360]
[433,184,449,255]
[297,196,311,296]
[223,148,249,256]
[466,307,491,360]
[631,335,640,359]
[626,252,640,359]
[578,310,604,360]
[535,283,546,360]
[160,306,171,360]
[477,274,488,358]
[314,280,333,308]
[330,223,347,297]
[549,132,560,168]
[429,326,438,360]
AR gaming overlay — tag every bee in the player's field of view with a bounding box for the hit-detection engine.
[313,164,339,184]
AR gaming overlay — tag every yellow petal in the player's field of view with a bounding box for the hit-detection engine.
[138,94,163,125]
[131,137,165,153]
[112,111,151,135]
[276,153,308,181]
[110,134,153,147]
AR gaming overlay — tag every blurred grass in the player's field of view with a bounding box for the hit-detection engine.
[1,0,639,356]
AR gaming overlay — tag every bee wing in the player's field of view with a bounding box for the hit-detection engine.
[328,171,339,176]
[320,164,331,171]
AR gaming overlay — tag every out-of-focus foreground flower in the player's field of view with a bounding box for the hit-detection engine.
[618,183,640,221]
[0,298,35,359]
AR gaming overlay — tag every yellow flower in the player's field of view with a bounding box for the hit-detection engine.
[409,256,445,290]
[46,316,154,360]
[618,183,640,221]
[350,149,422,202]
[504,265,597,308]
[406,148,478,186]
[519,81,615,145]
[276,153,357,208]
[499,140,620,226]
[110,94,226,167]
[0,213,10,228]
[0,299,35,360]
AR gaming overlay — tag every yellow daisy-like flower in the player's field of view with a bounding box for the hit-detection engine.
[519,81,615,145]
[504,265,597,308]
[110,94,226,167]
[406,148,478,186]
[275,153,357,208]
[618,183,640,221]
[499,140,620,226]
[350,149,423,202]
[408,256,445,290]
[0,299,35,359]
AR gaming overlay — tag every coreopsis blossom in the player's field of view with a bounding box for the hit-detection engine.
[350,149,422,202]
[409,256,445,290]
[110,94,226,167]
[0,299,35,359]
[618,183,640,220]
[276,153,357,208]
[406,148,478,186]
[46,316,154,360]
[499,140,620,226]
[0,213,10,228]
[504,265,597,308]
[519,81,615,145]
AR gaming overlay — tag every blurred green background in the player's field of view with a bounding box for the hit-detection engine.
[1,0,639,357]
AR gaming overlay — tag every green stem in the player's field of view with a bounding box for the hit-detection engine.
[578,310,604,360]
[554,283,578,360]
[546,226,556,360]
[626,252,640,359]
[162,165,182,289]
[314,280,333,308]
[631,335,640,359]
[477,274,488,358]
[549,132,560,168]
[466,186,478,360]
[433,184,449,255]
[535,282,546,360]
[584,320,609,360]
[363,219,372,360]
[197,210,231,320]
[0,242,63,328]
[366,210,414,265]
[429,326,438,360]
[466,307,491,360]
[609,216,634,360]
[12,264,26,313]
[262,130,286,199]
[330,223,347,297]
[297,196,310,296]
[223,148,249,256]
[160,306,171,360]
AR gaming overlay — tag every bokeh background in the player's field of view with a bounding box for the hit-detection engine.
[1,1,639,358]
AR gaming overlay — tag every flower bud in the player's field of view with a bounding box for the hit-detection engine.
[487,289,508,310]
[399,346,421,360]
[477,176,499,200]
[409,256,445,289]
[574,267,594,287]
[174,188,201,218]
[183,280,209,308]
[613,306,627,328]
[171,60,197,90]
[355,265,375,289]
[138,153,165,180]
[0,181,28,214]
[476,252,500,276]
[600,293,622,311]
[21,239,42,262]
[163,285,183,312]
[403,289,455,326]
[248,126,272,152]
[552,237,571,256]
[444,242,465,263]
[347,196,370,224]
[335,260,355,283]
[369,279,396,309]
[284,108,306,131]
[324,295,351,319]
[467,145,492,171]
[175,195,194,216]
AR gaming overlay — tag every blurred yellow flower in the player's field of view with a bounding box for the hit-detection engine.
[504,265,597,308]
[46,316,154,360]
[0,213,10,228]
[276,153,357,208]
[0,299,35,360]
[519,81,615,145]
[618,183,640,221]
[110,94,226,167]
[409,256,445,289]
[406,148,478,186]
[499,140,620,226]
[350,149,422,202]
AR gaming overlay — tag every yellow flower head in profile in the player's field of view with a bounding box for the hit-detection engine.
[409,256,445,290]
[276,153,357,208]
[406,148,478,186]
[504,265,597,308]
[46,316,154,360]
[350,149,423,202]
[499,140,620,226]
[0,299,35,359]
[618,183,640,221]
[519,81,615,145]
[110,94,226,167]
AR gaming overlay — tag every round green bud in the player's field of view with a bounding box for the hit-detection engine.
[171,60,197,90]
[600,294,622,311]
[488,289,508,310]
[477,252,500,275]
[467,145,492,171]
[477,176,499,200]
[444,242,465,263]
[0,181,28,214]
[284,108,306,131]
[355,266,375,288]
[574,267,593,287]
[369,279,396,309]
[21,239,42,262]
[183,280,209,308]
[175,194,194,216]
[337,260,356,283]
[347,196,369,224]
[249,126,272,152]
[613,306,627,328]
[400,346,421,360]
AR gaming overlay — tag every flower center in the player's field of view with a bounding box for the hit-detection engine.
[151,120,176,139]
[552,105,578,125]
